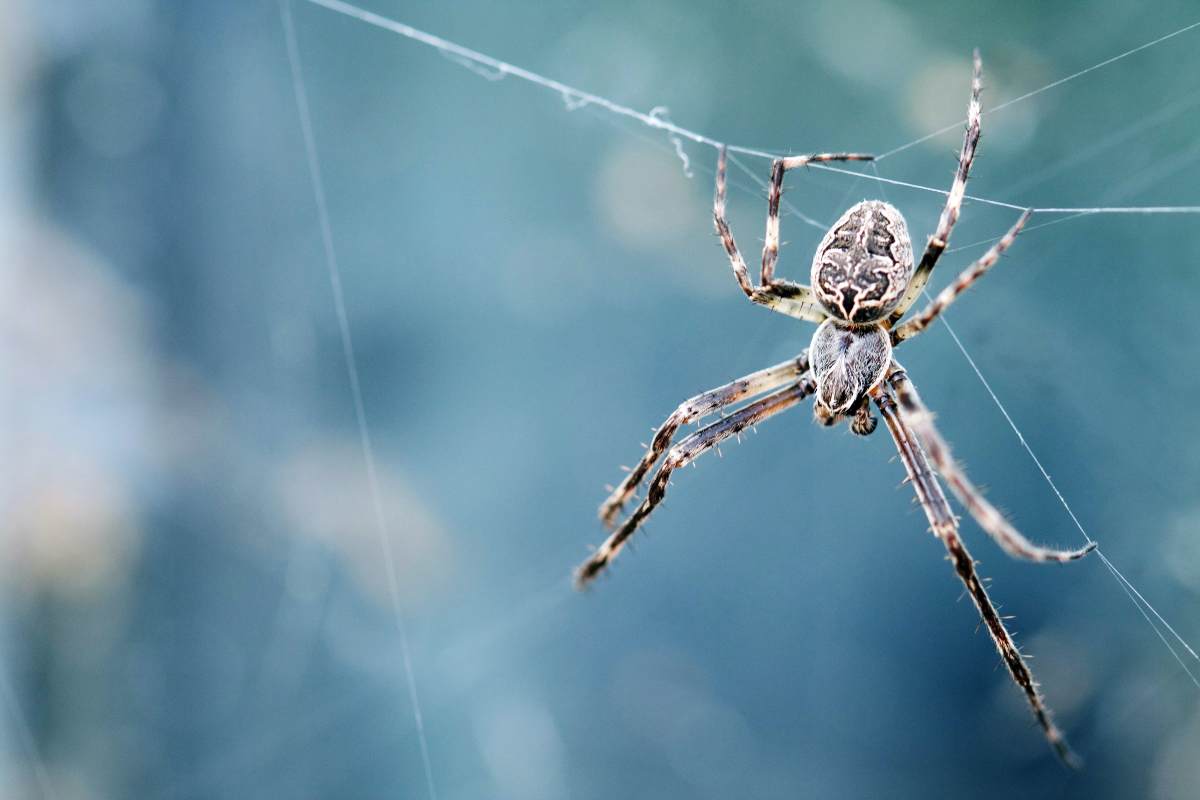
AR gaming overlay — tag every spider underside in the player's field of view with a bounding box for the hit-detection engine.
[575,52,1097,766]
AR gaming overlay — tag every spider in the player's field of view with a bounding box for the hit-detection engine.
[574,52,1097,766]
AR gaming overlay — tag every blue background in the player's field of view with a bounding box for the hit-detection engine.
[2,0,1200,797]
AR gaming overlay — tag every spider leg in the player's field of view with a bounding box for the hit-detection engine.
[871,383,1081,768]
[714,147,870,324]
[762,152,873,285]
[599,352,810,529]
[577,375,815,588]
[887,367,1095,563]
[891,210,1032,344]
[888,51,984,324]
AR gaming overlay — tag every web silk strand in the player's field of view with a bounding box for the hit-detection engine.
[929,307,1200,687]
[295,0,1200,689]
[280,3,440,798]
[299,0,1200,217]
[876,19,1200,160]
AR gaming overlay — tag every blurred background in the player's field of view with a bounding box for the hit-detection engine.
[3,0,1200,797]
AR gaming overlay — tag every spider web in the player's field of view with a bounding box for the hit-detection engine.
[273,1,1200,795]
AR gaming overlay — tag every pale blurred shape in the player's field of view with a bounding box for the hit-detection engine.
[1162,507,1200,593]
[18,459,136,596]
[550,10,718,115]
[804,0,919,90]
[63,57,165,159]
[473,695,567,800]
[0,0,35,107]
[274,439,454,606]
[593,142,727,299]
[904,57,1038,156]
[803,2,1048,157]
[50,766,105,800]
[611,647,760,797]
[0,0,35,228]
[1100,670,1179,753]
[595,143,701,249]
[551,18,660,108]
[1152,704,1200,800]
[36,0,158,57]
[1,220,153,597]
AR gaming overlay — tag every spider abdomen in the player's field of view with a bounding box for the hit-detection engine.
[810,319,891,414]
[811,200,913,324]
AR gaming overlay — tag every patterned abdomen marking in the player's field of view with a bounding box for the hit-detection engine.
[811,201,913,324]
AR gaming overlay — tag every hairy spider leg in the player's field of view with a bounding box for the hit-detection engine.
[886,366,1095,562]
[714,147,870,324]
[762,151,874,285]
[891,210,1032,344]
[577,376,815,587]
[872,382,1081,767]
[599,352,811,529]
[889,50,984,323]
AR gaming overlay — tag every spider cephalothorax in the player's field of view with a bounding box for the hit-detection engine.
[810,318,890,418]
[811,200,914,324]
[578,52,1096,767]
